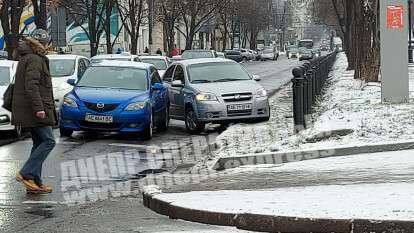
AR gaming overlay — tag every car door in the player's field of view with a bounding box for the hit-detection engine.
[150,67,165,115]
[170,65,186,119]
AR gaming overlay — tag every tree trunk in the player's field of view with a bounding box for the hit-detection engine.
[105,0,113,54]
[32,0,48,30]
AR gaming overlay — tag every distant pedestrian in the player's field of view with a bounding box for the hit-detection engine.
[156,48,162,55]
[116,48,122,54]
[12,29,57,194]
[171,45,179,57]
[144,47,149,54]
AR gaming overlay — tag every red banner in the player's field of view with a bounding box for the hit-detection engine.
[387,5,404,29]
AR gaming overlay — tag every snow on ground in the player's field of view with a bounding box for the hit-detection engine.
[154,150,414,221]
[215,52,414,159]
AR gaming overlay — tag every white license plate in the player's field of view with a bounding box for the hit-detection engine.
[85,115,113,123]
[227,104,252,111]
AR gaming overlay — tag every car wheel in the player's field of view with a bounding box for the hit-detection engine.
[157,107,170,132]
[142,112,153,140]
[60,128,73,137]
[185,108,205,134]
[12,125,22,138]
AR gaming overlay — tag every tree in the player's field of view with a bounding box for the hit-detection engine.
[31,0,47,29]
[157,0,181,56]
[0,0,26,59]
[60,0,106,57]
[117,0,146,54]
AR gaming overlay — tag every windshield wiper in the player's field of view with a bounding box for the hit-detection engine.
[192,79,212,83]
[214,78,246,82]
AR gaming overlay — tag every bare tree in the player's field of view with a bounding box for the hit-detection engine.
[0,0,26,59]
[157,0,181,56]
[116,0,146,54]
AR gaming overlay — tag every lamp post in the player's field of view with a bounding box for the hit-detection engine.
[409,0,413,63]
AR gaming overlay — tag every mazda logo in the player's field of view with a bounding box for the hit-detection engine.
[96,102,105,109]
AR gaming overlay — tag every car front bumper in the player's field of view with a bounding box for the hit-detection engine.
[60,105,151,133]
[195,97,270,123]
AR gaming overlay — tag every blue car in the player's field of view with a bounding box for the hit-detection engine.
[59,61,170,140]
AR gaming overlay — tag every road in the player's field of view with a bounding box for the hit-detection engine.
[0,57,300,233]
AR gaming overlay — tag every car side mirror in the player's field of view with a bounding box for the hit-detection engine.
[152,83,164,91]
[253,75,261,81]
[171,80,184,88]
[67,79,77,86]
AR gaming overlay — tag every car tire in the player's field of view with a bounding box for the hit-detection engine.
[185,108,205,134]
[142,112,153,140]
[157,107,170,132]
[12,125,22,138]
[60,128,73,137]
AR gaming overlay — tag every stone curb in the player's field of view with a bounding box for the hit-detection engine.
[143,193,414,233]
[213,141,414,170]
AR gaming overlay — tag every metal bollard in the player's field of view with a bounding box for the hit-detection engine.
[292,67,306,132]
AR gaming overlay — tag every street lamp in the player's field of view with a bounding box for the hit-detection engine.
[409,0,413,63]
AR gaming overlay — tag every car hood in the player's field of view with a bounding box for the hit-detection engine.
[158,70,166,77]
[72,87,148,104]
[192,80,263,95]
[52,76,74,91]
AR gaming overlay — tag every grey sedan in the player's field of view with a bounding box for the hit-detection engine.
[162,58,270,134]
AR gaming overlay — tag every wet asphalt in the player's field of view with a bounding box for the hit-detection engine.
[0,57,301,233]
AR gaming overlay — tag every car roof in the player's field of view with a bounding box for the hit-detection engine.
[173,58,234,66]
[183,50,214,53]
[0,60,18,67]
[139,55,167,60]
[47,54,85,59]
[91,54,137,59]
[89,60,152,69]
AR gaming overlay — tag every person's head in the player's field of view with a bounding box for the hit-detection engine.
[30,28,50,46]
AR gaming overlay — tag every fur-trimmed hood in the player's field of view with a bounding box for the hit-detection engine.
[16,37,48,58]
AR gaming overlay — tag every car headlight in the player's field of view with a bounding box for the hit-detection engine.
[256,88,267,97]
[125,102,146,111]
[63,97,78,108]
[196,93,218,102]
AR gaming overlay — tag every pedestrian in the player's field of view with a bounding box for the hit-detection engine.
[171,45,179,57]
[116,48,122,54]
[144,47,149,54]
[156,48,162,56]
[12,29,57,194]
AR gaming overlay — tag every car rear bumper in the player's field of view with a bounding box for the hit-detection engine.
[59,106,151,133]
[195,97,270,123]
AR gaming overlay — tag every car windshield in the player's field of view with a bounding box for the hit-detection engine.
[77,66,148,90]
[0,67,10,85]
[140,59,167,70]
[188,62,251,83]
[182,51,214,59]
[49,59,75,77]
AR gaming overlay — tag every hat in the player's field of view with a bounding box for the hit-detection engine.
[30,28,50,46]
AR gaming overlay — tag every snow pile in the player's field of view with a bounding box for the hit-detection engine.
[215,53,414,159]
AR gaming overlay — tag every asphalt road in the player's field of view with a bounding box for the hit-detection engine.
[0,57,300,233]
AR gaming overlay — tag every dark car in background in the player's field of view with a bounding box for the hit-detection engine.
[224,50,243,63]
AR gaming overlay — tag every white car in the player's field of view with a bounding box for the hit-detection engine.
[47,55,90,111]
[0,60,22,137]
[139,56,170,77]
[90,54,141,64]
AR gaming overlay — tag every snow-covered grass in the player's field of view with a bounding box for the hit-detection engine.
[214,53,414,159]
[154,150,414,221]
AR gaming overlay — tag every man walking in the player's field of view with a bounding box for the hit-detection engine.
[12,29,57,194]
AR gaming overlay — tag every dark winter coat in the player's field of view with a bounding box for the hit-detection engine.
[11,38,57,128]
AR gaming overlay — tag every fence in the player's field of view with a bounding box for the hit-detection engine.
[292,52,337,132]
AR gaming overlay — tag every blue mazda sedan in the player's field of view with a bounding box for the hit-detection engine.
[59,61,169,140]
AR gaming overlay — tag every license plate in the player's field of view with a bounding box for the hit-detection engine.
[85,115,113,123]
[227,104,252,111]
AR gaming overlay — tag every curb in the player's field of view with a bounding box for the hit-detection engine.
[213,140,414,170]
[143,193,414,233]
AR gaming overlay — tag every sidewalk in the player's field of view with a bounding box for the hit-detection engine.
[144,149,414,232]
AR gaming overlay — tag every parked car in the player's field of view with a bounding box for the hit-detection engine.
[139,55,170,77]
[289,47,300,59]
[59,61,170,140]
[90,54,141,63]
[260,48,277,61]
[224,50,243,63]
[248,50,258,60]
[182,50,217,60]
[162,58,270,134]
[299,48,314,61]
[47,55,90,111]
[286,45,297,58]
[234,48,252,61]
[216,52,226,59]
[0,60,22,137]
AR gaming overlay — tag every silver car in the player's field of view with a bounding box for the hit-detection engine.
[163,58,270,134]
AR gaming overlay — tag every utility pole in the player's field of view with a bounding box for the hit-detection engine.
[409,0,413,63]
[148,0,154,54]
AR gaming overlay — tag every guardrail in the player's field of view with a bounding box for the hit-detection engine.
[292,52,337,132]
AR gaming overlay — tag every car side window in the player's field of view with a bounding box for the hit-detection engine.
[173,65,185,84]
[78,59,87,78]
[163,65,175,83]
[151,68,162,85]
[134,57,140,62]
[83,59,90,67]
